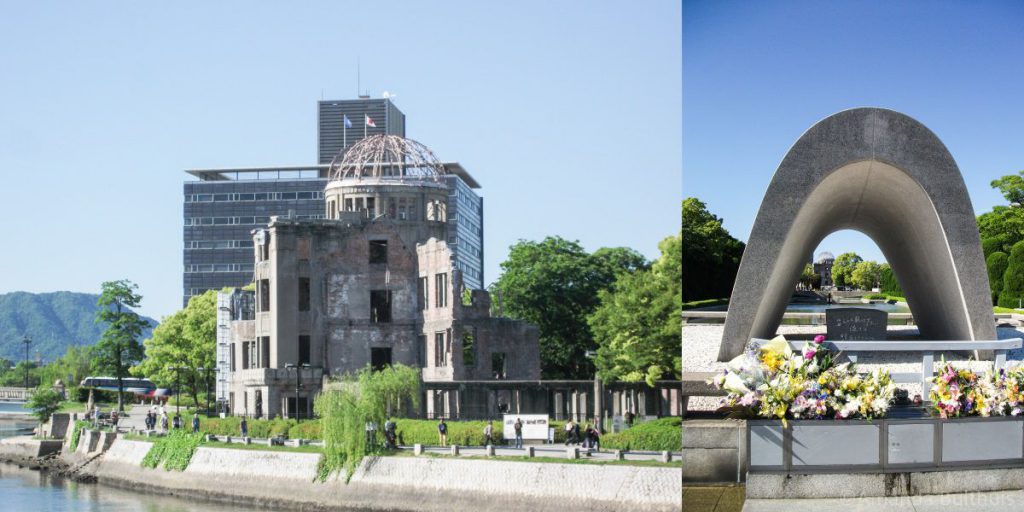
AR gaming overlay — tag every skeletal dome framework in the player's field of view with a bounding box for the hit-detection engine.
[328,134,446,183]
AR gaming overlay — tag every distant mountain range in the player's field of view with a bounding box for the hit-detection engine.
[0,291,157,363]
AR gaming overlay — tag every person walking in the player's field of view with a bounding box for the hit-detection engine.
[483,421,494,446]
[160,411,169,432]
[564,420,575,445]
[191,414,200,433]
[172,413,182,430]
[513,418,523,449]
[437,418,448,447]
[240,417,248,438]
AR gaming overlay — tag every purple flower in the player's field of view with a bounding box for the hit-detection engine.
[813,335,826,344]
[804,350,816,360]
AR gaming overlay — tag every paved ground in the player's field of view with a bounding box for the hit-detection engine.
[418,444,680,462]
[741,491,1024,511]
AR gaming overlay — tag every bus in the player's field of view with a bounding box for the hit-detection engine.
[79,376,166,398]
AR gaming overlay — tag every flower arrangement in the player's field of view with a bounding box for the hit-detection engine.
[929,363,1024,418]
[710,335,896,422]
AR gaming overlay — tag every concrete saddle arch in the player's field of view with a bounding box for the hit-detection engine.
[719,107,994,361]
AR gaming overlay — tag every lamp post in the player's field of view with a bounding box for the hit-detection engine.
[197,366,213,417]
[284,363,310,420]
[168,366,181,416]
[22,335,32,389]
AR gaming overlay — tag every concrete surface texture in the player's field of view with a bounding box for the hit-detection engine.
[742,490,1024,512]
[92,439,681,512]
[720,107,994,361]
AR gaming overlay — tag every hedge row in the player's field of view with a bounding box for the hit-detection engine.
[601,417,681,452]
[176,413,678,451]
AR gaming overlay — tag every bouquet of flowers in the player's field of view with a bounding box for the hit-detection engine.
[932,364,1024,417]
[710,334,896,422]
[928,362,984,418]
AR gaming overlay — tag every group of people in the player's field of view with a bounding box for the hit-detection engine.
[143,407,201,433]
[435,417,545,451]
[89,406,120,428]
[144,408,170,432]
[563,420,600,451]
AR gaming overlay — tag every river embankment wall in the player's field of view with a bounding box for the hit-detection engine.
[91,439,681,512]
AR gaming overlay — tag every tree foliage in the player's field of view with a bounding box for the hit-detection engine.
[93,280,148,411]
[590,233,681,385]
[851,260,881,291]
[314,364,421,481]
[1000,241,1024,309]
[490,236,647,379]
[991,171,1024,206]
[988,252,1010,304]
[831,252,863,288]
[134,290,217,409]
[879,263,903,296]
[681,198,744,302]
[26,387,62,423]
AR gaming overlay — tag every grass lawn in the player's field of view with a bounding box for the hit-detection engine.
[122,434,322,454]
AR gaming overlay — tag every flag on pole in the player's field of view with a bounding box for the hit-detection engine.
[343,114,351,148]
[365,114,377,128]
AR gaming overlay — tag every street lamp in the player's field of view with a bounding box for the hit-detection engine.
[197,367,213,417]
[22,335,32,388]
[168,366,181,416]
[283,363,310,420]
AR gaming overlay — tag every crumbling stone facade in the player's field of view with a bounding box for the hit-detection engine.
[219,137,540,419]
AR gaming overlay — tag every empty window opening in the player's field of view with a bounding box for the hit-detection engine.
[369,240,388,264]
[371,347,393,372]
[462,328,476,367]
[435,273,448,308]
[298,278,310,311]
[370,290,392,323]
[492,352,507,380]
[299,335,311,365]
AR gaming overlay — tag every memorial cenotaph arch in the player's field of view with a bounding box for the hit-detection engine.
[719,107,995,361]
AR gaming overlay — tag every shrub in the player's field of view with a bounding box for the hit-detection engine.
[601,417,681,452]
[879,266,903,296]
[69,420,91,451]
[27,388,63,423]
[142,429,203,471]
[1000,241,1024,308]
[863,293,887,300]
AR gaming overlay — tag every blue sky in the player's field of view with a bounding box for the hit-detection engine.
[0,2,681,319]
[684,1,1024,262]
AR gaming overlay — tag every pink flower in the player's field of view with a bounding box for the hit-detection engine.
[804,350,816,360]
[813,335,826,344]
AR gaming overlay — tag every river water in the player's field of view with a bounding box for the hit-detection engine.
[0,403,250,512]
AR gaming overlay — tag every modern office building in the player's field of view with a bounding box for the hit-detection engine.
[318,97,405,164]
[183,97,484,306]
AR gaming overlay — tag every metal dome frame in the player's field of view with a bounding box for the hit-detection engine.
[328,134,446,183]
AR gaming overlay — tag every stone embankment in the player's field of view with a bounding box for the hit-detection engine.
[92,439,680,512]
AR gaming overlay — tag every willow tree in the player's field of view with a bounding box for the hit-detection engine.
[315,364,421,480]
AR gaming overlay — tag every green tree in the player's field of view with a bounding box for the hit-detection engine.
[1000,241,1024,309]
[991,171,1024,206]
[831,252,863,288]
[851,260,881,291]
[682,198,745,301]
[799,263,815,290]
[879,263,903,296]
[134,290,217,410]
[987,252,1010,304]
[491,236,646,379]
[26,388,63,423]
[37,346,94,394]
[590,233,681,385]
[94,280,149,411]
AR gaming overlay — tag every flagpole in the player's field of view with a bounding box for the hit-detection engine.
[364,114,367,139]
[343,122,347,149]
